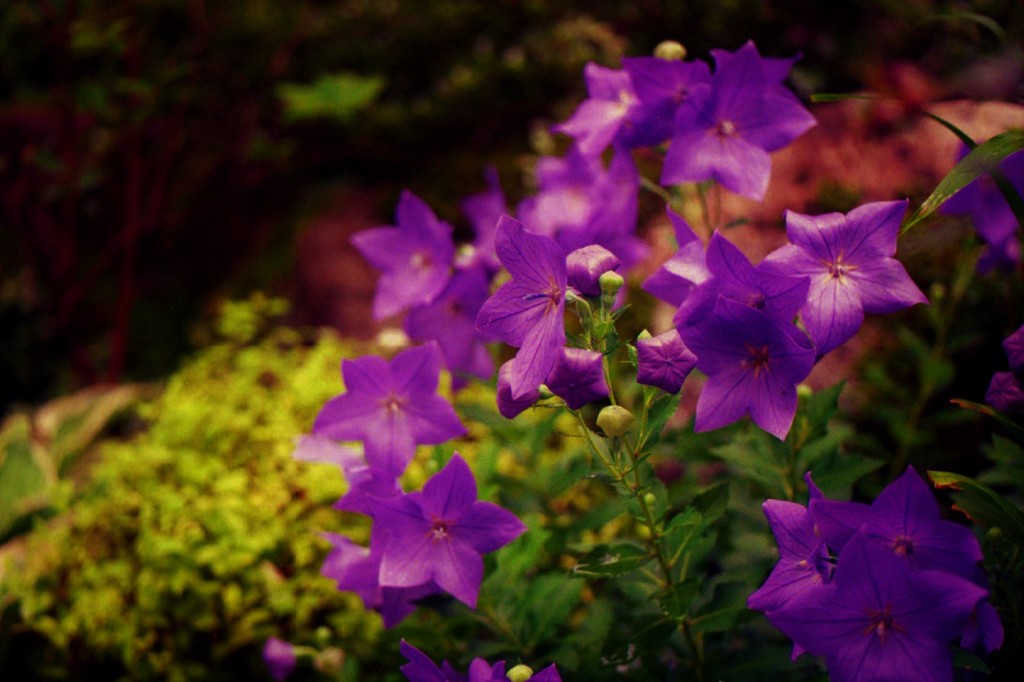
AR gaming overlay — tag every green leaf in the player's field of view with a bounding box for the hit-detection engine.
[277,72,386,123]
[950,399,1024,436]
[638,392,682,451]
[572,542,651,577]
[691,483,729,527]
[904,129,1024,232]
[656,578,700,621]
[929,470,1024,547]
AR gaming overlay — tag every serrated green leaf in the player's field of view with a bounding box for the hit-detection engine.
[929,470,1024,546]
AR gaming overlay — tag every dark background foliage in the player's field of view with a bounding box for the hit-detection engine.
[1,0,1021,412]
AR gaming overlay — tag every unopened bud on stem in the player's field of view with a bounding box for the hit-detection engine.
[597,405,635,436]
[599,271,624,297]
[507,664,535,682]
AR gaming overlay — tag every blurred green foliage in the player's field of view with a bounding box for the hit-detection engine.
[0,295,380,680]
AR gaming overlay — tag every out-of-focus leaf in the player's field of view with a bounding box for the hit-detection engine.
[572,542,650,577]
[639,392,682,451]
[277,72,385,123]
[656,578,700,621]
[950,399,1024,435]
[930,470,1024,546]
[904,129,1024,232]
[0,415,54,541]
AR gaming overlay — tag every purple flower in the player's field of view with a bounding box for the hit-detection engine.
[321,534,439,628]
[262,637,297,681]
[961,600,1005,654]
[767,532,986,682]
[292,434,400,516]
[988,371,1024,413]
[641,208,711,307]
[399,640,465,682]
[461,167,508,270]
[552,63,638,157]
[661,41,815,200]
[517,147,646,267]
[312,343,467,476]
[566,244,620,296]
[636,329,697,394]
[761,201,928,355]
[352,190,456,319]
[405,265,495,390]
[747,498,832,614]
[476,216,567,399]
[496,360,541,419]
[399,641,560,682]
[1004,323,1024,372]
[674,231,809,328]
[621,56,712,148]
[681,297,815,439]
[809,466,983,579]
[372,454,527,608]
[545,347,609,410]
[941,147,1024,273]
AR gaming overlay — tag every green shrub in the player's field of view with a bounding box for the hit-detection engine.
[0,297,380,681]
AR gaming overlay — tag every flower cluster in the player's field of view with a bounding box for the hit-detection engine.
[400,641,561,682]
[750,467,1002,681]
[987,323,1024,413]
[297,343,525,626]
[643,200,926,438]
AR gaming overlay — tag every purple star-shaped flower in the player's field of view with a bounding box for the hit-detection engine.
[262,637,297,681]
[747,498,832,614]
[809,466,983,578]
[351,190,456,319]
[767,532,986,682]
[661,41,816,200]
[545,347,609,410]
[405,265,495,391]
[636,329,697,394]
[674,230,809,328]
[642,208,711,307]
[312,343,467,476]
[681,297,815,439]
[476,216,567,399]
[372,454,527,608]
[761,200,928,355]
[621,56,712,148]
[552,63,638,157]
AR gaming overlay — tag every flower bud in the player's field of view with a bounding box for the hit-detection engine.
[599,270,625,297]
[654,40,687,60]
[597,405,635,436]
[507,664,535,682]
[796,383,813,400]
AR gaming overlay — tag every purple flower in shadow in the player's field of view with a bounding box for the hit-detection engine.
[372,454,527,608]
[352,190,455,319]
[312,343,467,476]
[767,533,986,682]
[262,637,297,681]
[681,297,815,439]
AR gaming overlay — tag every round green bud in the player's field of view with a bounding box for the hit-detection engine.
[597,405,636,437]
[643,491,657,507]
[599,270,625,296]
[654,40,687,60]
[507,665,535,682]
[987,526,1003,541]
[796,383,813,400]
